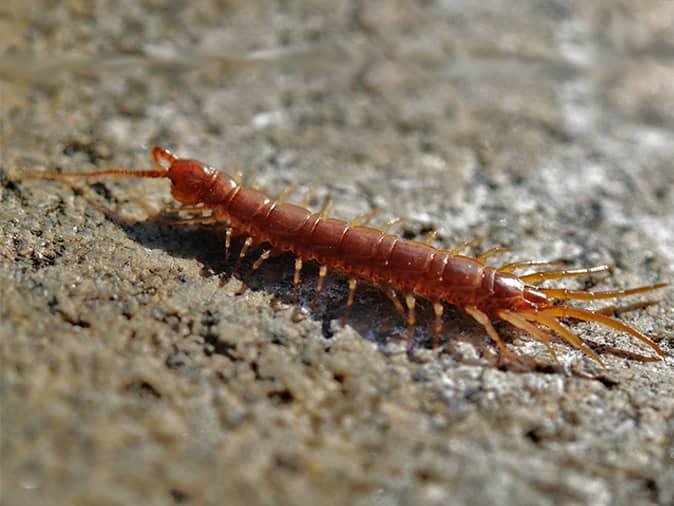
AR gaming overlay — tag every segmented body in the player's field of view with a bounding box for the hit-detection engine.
[213,181,531,310]
[30,146,669,366]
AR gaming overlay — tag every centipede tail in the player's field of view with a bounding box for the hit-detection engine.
[539,306,665,358]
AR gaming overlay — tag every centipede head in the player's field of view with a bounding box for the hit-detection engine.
[164,159,214,205]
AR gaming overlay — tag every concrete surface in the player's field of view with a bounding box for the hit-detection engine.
[1,1,673,505]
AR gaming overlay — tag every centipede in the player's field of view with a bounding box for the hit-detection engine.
[20,145,669,367]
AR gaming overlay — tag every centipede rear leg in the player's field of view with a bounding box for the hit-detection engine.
[518,265,612,284]
[538,306,665,358]
[498,311,561,366]
[465,305,517,365]
[498,259,566,273]
[540,282,667,301]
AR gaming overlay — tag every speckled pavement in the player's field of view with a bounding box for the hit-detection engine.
[1,2,673,505]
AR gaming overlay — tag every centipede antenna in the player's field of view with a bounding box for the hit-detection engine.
[16,166,169,180]
[540,306,665,358]
[15,145,181,181]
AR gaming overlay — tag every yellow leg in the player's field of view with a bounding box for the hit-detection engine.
[540,306,665,358]
[519,265,612,284]
[521,312,603,367]
[465,305,514,362]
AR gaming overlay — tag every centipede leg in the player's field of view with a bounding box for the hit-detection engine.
[382,217,404,234]
[300,185,315,207]
[310,265,328,309]
[164,215,218,226]
[539,282,668,301]
[276,183,298,202]
[319,195,333,217]
[521,312,604,367]
[341,278,358,325]
[540,306,665,358]
[246,167,259,190]
[498,259,565,273]
[232,166,242,185]
[236,249,271,295]
[225,228,233,261]
[350,208,380,226]
[465,305,514,363]
[498,310,560,366]
[519,265,612,284]
[152,145,176,167]
[477,247,512,262]
[234,236,254,272]
[424,230,438,246]
[448,237,481,256]
[432,302,444,350]
[292,257,303,305]
[384,286,405,317]
[405,294,416,344]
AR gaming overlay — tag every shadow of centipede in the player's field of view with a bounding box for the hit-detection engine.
[108,211,534,368]
[112,213,586,375]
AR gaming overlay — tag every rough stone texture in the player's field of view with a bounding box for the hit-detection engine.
[1,1,673,505]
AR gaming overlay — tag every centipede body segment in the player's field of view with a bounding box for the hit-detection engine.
[23,146,669,367]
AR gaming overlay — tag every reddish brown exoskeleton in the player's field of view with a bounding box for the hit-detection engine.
[25,146,668,366]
